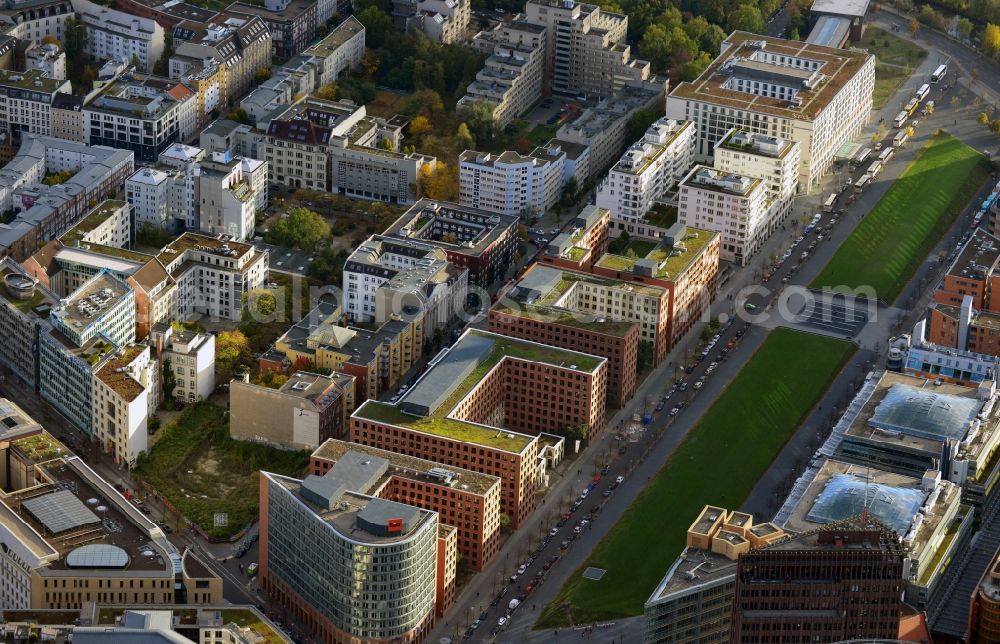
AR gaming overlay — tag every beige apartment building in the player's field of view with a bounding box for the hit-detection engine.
[459,19,546,128]
[523,0,653,99]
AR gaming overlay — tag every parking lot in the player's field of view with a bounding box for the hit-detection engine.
[788,290,871,338]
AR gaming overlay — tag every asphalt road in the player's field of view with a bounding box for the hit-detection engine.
[443,39,1000,644]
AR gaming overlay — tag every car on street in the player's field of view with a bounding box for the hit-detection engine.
[600,465,610,475]
[670,407,680,416]
[517,564,527,575]
[602,489,611,497]
[550,527,559,536]
[471,620,481,630]
[615,475,625,485]
[655,401,665,411]
[498,617,508,627]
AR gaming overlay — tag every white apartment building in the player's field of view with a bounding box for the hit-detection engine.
[343,235,460,329]
[458,19,545,128]
[25,43,66,80]
[666,32,875,191]
[157,233,268,322]
[63,199,131,249]
[523,0,654,99]
[93,344,156,468]
[678,166,767,266]
[300,15,365,88]
[459,149,562,217]
[713,128,801,226]
[596,118,695,238]
[241,157,268,213]
[0,69,71,138]
[84,74,197,164]
[393,0,470,44]
[126,168,179,231]
[160,329,215,403]
[39,271,137,433]
[72,0,165,73]
[0,0,73,45]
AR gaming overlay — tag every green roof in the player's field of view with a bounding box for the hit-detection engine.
[494,303,636,337]
[60,201,126,246]
[356,401,534,453]
[76,243,151,264]
[596,228,716,280]
[218,609,286,644]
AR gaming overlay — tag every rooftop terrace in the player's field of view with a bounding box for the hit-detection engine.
[596,227,716,281]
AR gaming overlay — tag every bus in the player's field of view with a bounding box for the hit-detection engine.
[915,83,930,101]
[855,174,871,191]
[932,64,947,83]
[878,147,894,164]
[894,130,909,147]
[823,194,837,212]
[904,98,919,115]
[852,146,872,166]
[894,111,908,128]
[869,160,883,178]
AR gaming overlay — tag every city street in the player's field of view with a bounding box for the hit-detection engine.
[440,38,1000,644]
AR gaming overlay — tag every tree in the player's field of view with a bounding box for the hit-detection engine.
[459,100,497,146]
[254,68,272,85]
[980,111,991,125]
[215,330,251,383]
[991,120,1000,134]
[417,162,459,200]
[315,83,337,100]
[360,50,380,80]
[957,17,974,41]
[636,340,654,374]
[410,115,432,138]
[456,122,475,149]
[162,357,177,403]
[292,356,316,373]
[269,207,330,251]
[379,137,394,150]
[357,6,393,48]
[728,4,765,33]
[909,17,919,34]
[564,424,588,443]
[316,23,329,38]
[241,288,277,319]
[308,247,348,284]
[984,23,1000,59]
[626,108,657,143]
[41,35,60,47]
[226,108,250,124]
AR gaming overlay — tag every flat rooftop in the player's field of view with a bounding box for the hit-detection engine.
[59,200,127,247]
[781,459,926,535]
[669,31,873,121]
[54,273,131,333]
[385,199,519,259]
[156,232,255,267]
[1,457,172,575]
[596,226,717,281]
[811,0,871,17]
[95,346,147,403]
[843,372,985,455]
[0,260,57,317]
[312,439,500,496]
[647,545,736,604]
[945,228,1000,283]
[265,472,436,545]
[0,398,43,444]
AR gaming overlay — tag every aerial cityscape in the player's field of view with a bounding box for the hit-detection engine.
[0,0,998,641]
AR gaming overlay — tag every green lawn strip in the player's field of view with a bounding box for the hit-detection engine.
[135,402,309,538]
[811,133,989,303]
[537,328,855,627]
[858,27,927,110]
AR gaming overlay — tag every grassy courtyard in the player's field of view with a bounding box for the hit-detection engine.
[537,328,855,626]
[858,27,928,109]
[811,133,989,303]
[135,402,309,538]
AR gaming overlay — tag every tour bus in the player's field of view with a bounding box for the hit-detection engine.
[894,130,909,147]
[823,194,837,212]
[894,111,908,128]
[855,174,871,191]
[915,83,930,101]
[931,64,947,83]
[869,160,883,178]
[878,147,894,164]
[853,147,872,166]
[904,98,919,115]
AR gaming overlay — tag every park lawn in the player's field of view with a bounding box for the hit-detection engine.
[859,27,928,109]
[811,133,989,303]
[135,402,309,538]
[537,329,855,627]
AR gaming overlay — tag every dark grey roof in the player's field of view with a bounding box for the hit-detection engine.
[22,489,100,534]
[399,332,497,417]
[357,498,422,537]
[328,451,388,495]
[300,474,346,511]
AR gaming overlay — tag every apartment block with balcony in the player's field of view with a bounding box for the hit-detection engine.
[459,149,562,218]
[457,19,546,128]
[678,166,768,266]
[92,344,157,468]
[593,224,720,353]
[73,0,165,73]
[713,128,801,228]
[343,235,468,336]
[393,0,470,43]
[538,204,610,272]
[596,118,695,239]
[666,31,875,192]
[0,258,57,389]
[0,69,70,139]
